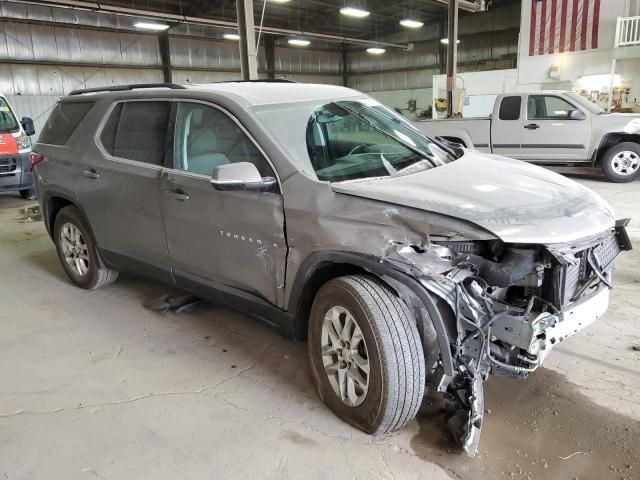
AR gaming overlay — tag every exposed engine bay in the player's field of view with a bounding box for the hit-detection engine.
[385,219,632,457]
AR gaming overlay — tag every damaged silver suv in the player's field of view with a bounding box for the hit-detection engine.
[33,82,632,456]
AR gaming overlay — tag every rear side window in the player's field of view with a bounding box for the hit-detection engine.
[498,96,521,121]
[39,101,95,145]
[100,101,170,166]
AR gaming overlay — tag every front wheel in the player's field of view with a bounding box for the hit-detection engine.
[602,142,640,183]
[308,275,425,434]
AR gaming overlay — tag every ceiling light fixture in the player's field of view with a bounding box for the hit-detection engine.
[223,33,241,40]
[366,47,386,55]
[440,38,461,44]
[270,0,291,2]
[288,38,311,47]
[340,7,371,18]
[134,22,170,31]
[400,19,424,29]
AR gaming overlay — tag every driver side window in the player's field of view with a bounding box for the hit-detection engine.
[528,95,576,120]
[173,102,274,177]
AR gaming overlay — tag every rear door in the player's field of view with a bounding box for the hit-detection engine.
[519,94,590,162]
[160,101,287,306]
[490,95,523,158]
[76,100,172,279]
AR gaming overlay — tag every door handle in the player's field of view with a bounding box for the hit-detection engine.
[524,123,540,130]
[83,169,100,179]
[165,189,190,201]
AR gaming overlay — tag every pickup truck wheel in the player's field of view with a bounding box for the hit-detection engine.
[53,206,118,289]
[602,142,640,183]
[19,188,34,200]
[308,275,425,434]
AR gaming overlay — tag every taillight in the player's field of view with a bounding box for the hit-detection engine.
[30,152,44,167]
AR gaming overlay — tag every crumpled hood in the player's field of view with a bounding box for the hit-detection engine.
[330,151,615,244]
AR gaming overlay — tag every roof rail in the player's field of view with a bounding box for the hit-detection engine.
[68,83,186,96]
[212,79,297,84]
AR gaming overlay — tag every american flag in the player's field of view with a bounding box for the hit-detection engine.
[529,0,601,56]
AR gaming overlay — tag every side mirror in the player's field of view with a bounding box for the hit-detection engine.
[569,109,586,120]
[21,117,35,136]
[211,162,277,192]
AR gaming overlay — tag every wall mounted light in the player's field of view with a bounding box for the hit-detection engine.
[366,47,386,54]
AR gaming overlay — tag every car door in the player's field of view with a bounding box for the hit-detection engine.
[490,95,523,159]
[76,100,172,281]
[160,101,287,307]
[519,94,591,162]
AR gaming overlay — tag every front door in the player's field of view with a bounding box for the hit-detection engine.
[519,94,591,162]
[160,101,287,306]
[76,100,172,279]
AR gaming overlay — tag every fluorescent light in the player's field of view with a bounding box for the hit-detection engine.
[270,0,291,2]
[223,33,241,41]
[134,22,170,31]
[340,6,370,18]
[400,19,424,29]
[366,47,386,55]
[440,38,461,44]
[288,38,311,47]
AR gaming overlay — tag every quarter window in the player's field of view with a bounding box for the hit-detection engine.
[527,95,577,120]
[498,96,521,121]
[173,102,273,177]
[39,101,95,145]
[100,101,170,166]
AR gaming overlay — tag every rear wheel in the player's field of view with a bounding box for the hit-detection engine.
[308,275,425,434]
[19,188,34,200]
[53,206,118,289]
[602,142,640,183]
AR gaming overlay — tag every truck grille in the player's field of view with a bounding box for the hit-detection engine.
[0,157,17,174]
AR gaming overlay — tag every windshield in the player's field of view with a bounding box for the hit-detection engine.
[0,98,19,133]
[306,100,461,182]
[565,92,605,114]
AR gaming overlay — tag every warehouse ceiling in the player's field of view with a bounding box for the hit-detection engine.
[27,0,520,41]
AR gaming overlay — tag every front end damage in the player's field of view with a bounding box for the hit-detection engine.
[386,220,632,457]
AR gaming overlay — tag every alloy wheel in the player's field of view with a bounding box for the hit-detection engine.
[612,150,640,176]
[60,222,90,277]
[320,306,370,407]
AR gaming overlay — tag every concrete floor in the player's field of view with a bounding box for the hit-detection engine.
[1,171,639,480]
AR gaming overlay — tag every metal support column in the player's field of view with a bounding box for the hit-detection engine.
[236,0,258,80]
[265,36,276,80]
[446,0,459,117]
[607,58,617,112]
[158,30,172,83]
[341,44,349,87]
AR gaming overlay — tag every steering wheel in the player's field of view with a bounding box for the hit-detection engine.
[346,144,369,157]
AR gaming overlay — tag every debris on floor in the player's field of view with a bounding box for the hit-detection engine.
[632,344,640,352]
[143,293,204,314]
[16,205,43,223]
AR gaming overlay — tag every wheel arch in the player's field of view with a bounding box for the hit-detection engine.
[593,132,640,166]
[288,251,456,377]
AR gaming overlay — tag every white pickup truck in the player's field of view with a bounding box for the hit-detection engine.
[415,91,640,182]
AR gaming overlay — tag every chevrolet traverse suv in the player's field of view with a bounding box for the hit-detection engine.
[33,82,631,456]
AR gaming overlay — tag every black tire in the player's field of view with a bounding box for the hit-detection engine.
[53,206,118,289]
[308,275,425,434]
[601,142,640,183]
[19,188,34,200]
